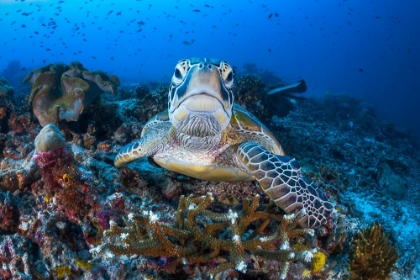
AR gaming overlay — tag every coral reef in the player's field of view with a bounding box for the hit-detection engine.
[99,193,319,278]
[23,61,120,126]
[0,76,15,129]
[350,223,398,279]
[32,125,101,224]
[0,67,418,279]
[234,74,306,124]
[0,233,33,279]
[0,82,39,191]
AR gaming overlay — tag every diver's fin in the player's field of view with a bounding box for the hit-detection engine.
[267,79,307,95]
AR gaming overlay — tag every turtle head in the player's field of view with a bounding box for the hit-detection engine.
[168,58,234,137]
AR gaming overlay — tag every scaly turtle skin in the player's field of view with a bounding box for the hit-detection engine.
[115,58,332,228]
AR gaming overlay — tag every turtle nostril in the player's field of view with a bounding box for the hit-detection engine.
[199,63,204,68]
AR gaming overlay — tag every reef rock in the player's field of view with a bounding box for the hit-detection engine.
[377,162,407,200]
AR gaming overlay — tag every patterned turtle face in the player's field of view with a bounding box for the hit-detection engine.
[168,58,235,136]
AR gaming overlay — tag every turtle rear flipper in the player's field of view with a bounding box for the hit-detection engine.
[237,142,332,228]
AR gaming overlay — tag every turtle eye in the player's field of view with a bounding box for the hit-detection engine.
[218,61,234,89]
[223,69,234,89]
[175,68,182,79]
[226,71,233,83]
[172,63,188,85]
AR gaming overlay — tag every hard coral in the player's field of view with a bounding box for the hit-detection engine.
[311,251,327,273]
[32,125,100,224]
[0,233,34,279]
[0,191,20,232]
[0,77,14,105]
[100,193,317,278]
[23,61,120,126]
[34,123,66,152]
[0,77,14,129]
[350,223,398,279]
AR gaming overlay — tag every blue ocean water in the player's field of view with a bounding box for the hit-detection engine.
[1,0,419,138]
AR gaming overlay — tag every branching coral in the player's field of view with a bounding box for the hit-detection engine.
[350,223,398,279]
[23,61,120,126]
[99,193,319,278]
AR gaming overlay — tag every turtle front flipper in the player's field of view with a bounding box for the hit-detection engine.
[237,142,332,228]
[114,124,169,168]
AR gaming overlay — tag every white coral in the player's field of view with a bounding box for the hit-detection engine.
[227,209,238,224]
[301,250,314,262]
[235,260,247,273]
[120,233,129,240]
[280,241,290,250]
[148,211,158,223]
[232,234,241,244]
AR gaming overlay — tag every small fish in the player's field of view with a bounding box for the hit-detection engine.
[137,21,145,25]
[193,9,200,12]
[275,13,279,17]
[107,10,113,16]
[21,24,26,28]
[110,57,114,60]
[359,68,363,72]
[268,13,272,18]
[116,11,122,16]
[183,41,190,45]
[62,174,76,185]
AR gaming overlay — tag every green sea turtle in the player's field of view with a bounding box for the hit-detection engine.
[115,58,332,228]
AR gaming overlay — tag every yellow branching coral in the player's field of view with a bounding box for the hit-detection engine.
[350,223,398,279]
[99,193,316,277]
[53,265,72,278]
[311,251,327,273]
